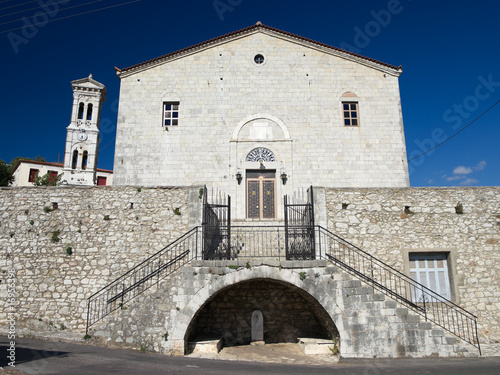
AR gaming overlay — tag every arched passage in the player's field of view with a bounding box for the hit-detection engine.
[184,278,339,350]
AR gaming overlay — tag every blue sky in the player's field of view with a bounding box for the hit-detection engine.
[1,0,499,186]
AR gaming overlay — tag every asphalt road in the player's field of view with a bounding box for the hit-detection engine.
[2,336,500,375]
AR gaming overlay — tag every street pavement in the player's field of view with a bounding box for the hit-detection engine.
[1,336,500,375]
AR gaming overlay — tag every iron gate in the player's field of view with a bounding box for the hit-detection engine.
[202,186,231,260]
[284,185,315,260]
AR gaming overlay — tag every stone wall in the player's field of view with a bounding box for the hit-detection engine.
[323,187,500,344]
[0,186,200,333]
[0,185,498,353]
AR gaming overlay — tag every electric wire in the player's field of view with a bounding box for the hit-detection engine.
[408,98,500,162]
[0,0,140,34]
[0,0,39,12]
[0,0,103,25]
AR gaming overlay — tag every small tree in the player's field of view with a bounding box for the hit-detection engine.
[33,172,65,186]
[0,160,13,186]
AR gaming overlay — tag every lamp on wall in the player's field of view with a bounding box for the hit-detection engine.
[236,171,242,185]
[280,172,288,185]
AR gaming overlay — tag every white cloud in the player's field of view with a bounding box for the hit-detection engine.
[446,175,462,181]
[460,178,479,186]
[453,166,473,175]
[474,160,487,171]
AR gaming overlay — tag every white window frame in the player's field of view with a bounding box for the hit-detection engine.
[409,253,451,302]
[163,102,180,127]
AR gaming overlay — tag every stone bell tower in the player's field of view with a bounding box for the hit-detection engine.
[63,74,106,186]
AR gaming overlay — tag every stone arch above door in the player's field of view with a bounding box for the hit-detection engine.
[232,114,290,141]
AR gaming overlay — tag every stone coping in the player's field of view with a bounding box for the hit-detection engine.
[190,259,328,268]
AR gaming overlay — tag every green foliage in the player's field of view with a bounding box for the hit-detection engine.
[9,232,14,238]
[228,265,239,270]
[163,332,169,341]
[0,160,14,186]
[66,246,73,255]
[245,261,251,269]
[33,172,64,186]
[173,207,181,215]
[341,203,349,210]
[299,272,307,281]
[455,202,464,214]
[103,215,110,220]
[137,187,142,192]
[30,220,34,225]
[329,337,340,356]
[199,188,204,199]
[51,230,60,243]
[59,323,66,330]
[83,334,91,340]
[43,206,53,213]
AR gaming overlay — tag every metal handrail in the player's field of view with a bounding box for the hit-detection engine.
[86,227,201,332]
[315,225,481,354]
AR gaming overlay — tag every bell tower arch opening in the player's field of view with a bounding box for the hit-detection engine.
[184,278,339,350]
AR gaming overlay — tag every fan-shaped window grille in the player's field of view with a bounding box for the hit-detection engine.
[246,147,276,162]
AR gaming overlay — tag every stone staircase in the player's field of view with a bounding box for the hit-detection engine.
[89,259,478,357]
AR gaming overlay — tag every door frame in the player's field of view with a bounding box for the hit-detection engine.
[246,169,277,219]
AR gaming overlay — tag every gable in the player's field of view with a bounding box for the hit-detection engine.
[116,23,402,78]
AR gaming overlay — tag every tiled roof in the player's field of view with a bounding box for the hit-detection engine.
[116,23,401,74]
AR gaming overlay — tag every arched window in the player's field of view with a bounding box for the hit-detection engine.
[86,103,93,121]
[246,147,276,162]
[81,151,88,170]
[72,150,78,169]
[78,103,84,120]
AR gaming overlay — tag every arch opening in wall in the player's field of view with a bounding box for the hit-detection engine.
[78,102,84,120]
[184,278,339,352]
[81,151,88,170]
[72,150,78,169]
[86,103,93,121]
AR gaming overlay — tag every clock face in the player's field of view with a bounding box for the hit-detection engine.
[77,132,88,141]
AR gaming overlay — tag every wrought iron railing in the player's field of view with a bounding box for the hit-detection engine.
[284,186,315,259]
[202,186,231,260]
[232,225,286,259]
[86,227,201,332]
[315,225,481,354]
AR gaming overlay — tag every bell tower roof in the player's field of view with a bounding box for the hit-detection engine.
[71,74,106,101]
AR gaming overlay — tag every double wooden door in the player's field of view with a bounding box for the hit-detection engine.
[246,170,276,219]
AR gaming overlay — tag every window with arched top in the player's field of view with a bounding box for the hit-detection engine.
[78,103,84,120]
[246,147,276,162]
[72,150,78,169]
[81,151,88,170]
[86,103,93,121]
[341,92,359,127]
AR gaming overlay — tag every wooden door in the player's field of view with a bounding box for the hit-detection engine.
[246,170,276,219]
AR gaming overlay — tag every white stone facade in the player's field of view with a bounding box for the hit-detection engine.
[11,160,112,187]
[62,75,106,186]
[113,25,409,219]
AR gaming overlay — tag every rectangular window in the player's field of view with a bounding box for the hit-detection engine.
[48,170,58,184]
[97,176,107,186]
[342,102,359,126]
[163,102,179,126]
[28,168,39,182]
[409,253,451,301]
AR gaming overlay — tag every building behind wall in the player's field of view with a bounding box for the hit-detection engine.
[113,23,409,219]
[11,74,113,187]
